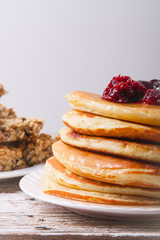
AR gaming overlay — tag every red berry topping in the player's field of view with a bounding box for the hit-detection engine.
[102,82,134,103]
[138,80,153,90]
[139,79,160,90]
[150,79,160,90]
[127,79,147,101]
[108,75,131,89]
[102,75,147,103]
[142,89,160,105]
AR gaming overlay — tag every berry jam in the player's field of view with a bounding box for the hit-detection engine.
[102,75,147,103]
[102,75,160,105]
[138,80,153,90]
[142,89,160,105]
[151,79,160,90]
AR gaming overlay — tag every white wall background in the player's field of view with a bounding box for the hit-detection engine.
[0,0,159,135]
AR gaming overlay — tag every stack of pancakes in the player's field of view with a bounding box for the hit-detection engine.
[41,91,160,205]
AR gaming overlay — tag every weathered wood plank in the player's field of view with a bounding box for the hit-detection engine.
[0,235,160,240]
[0,177,160,239]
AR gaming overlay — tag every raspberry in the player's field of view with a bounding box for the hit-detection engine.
[138,80,153,90]
[102,82,134,103]
[139,79,160,90]
[127,79,147,101]
[102,75,147,103]
[150,79,160,90]
[142,89,160,105]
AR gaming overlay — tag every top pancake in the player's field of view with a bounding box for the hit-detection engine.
[65,91,160,127]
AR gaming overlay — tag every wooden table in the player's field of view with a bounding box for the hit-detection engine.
[1,177,160,240]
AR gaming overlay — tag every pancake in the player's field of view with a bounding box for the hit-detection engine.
[52,140,160,189]
[65,91,160,127]
[59,127,160,163]
[63,110,160,143]
[45,156,160,199]
[40,162,160,205]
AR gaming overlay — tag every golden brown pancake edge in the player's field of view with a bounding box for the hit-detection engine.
[65,91,160,127]
[59,127,160,163]
[40,157,160,205]
[63,110,160,143]
[52,140,160,189]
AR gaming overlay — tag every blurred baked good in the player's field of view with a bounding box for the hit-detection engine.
[0,83,7,98]
[0,117,44,142]
[0,83,57,172]
[22,134,58,166]
[0,146,26,171]
[0,134,58,171]
[0,104,17,119]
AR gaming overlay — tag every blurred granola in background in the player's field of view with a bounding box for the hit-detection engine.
[0,84,58,172]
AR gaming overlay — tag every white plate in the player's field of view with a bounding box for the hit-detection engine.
[0,164,44,180]
[19,169,160,220]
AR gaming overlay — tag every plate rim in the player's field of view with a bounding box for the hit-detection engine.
[0,163,44,179]
[19,169,160,217]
